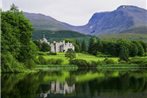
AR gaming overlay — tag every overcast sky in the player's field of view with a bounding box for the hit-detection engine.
[2,0,147,26]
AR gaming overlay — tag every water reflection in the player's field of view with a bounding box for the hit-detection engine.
[39,81,75,98]
[1,70,147,98]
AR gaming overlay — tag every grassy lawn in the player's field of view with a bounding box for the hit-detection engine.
[42,52,119,65]
[43,52,69,64]
[76,53,118,62]
[36,52,147,71]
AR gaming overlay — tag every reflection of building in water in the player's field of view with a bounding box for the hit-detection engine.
[40,81,75,98]
[51,81,75,94]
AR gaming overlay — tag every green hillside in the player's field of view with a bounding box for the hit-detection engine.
[32,30,91,41]
[98,33,147,42]
[120,27,147,34]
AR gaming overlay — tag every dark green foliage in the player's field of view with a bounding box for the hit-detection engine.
[1,5,37,72]
[130,57,147,64]
[102,42,116,56]
[103,58,117,64]
[18,42,37,65]
[48,52,57,55]
[74,44,81,52]
[129,43,138,57]
[88,37,146,58]
[117,40,130,61]
[1,52,25,72]
[74,40,81,52]
[32,30,90,41]
[88,37,104,55]
[133,41,145,56]
[38,56,47,65]
[47,59,63,65]
[129,57,147,68]
[10,3,19,12]
[119,45,129,61]
[70,59,98,68]
[88,37,98,55]
[96,39,103,52]
[70,59,89,67]
[34,41,50,52]
[65,49,76,60]
[81,40,87,52]
[37,56,63,65]
[139,41,147,52]
[90,61,101,68]
[33,40,42,50]
[40,42,50,52]
[38,52,48,55]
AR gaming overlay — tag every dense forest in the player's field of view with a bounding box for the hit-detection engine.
[1,4,38,72]
[87,37,147,61]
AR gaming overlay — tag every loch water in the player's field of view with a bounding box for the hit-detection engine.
[1,69,147,98]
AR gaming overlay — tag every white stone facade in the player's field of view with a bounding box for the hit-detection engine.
[39,35,75,53]
[50,41,75,53]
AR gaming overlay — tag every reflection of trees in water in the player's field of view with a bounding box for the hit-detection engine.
[2,73,40,98]
[71,69,97,75]
[2,72,75,98]
[2,71,147,98]
[75,72,147,97]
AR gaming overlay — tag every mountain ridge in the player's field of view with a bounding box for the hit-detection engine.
[74,5,147,34]
[24,5,147,35]
[24,12,73,31]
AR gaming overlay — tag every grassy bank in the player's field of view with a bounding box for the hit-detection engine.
[36,64,78,71]
[41,52,119,65]
[35,52,147,71]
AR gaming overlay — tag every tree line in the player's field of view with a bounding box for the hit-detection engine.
[1,4,37,72]
[87,37,147,61]
[61,37,147,62]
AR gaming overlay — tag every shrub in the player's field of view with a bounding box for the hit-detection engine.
[1,52,26,72]
[129,58,147,69]
[70,59,89,67]
[24,59,36,69]
[129,57,147,69]
[139,60,147,68]
[90,61,98,67]
[139,60,147,66]
[65,49,76,60]
[118,59,128,64]
[129,58,147,64]
[48,52,57,55]
[70,59,98,68]
[48,59,63,65]
[96,60,104,65]
[103,58,117,64]
[38,52,47,55]
[38,56,47,64]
